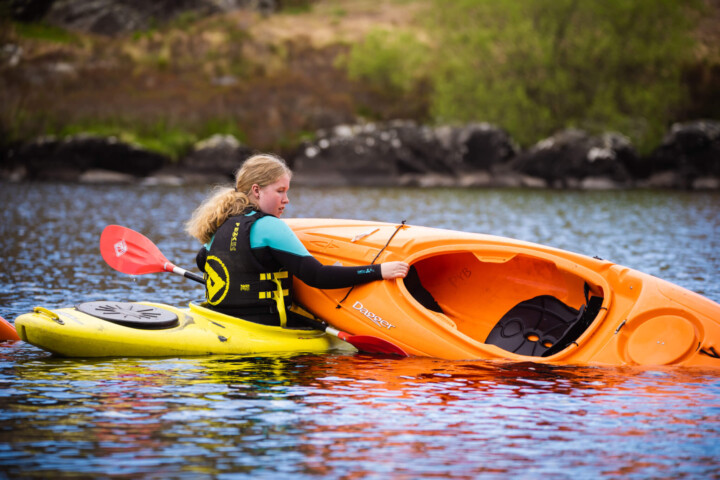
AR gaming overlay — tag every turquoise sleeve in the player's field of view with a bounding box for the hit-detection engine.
[249,216,311,256]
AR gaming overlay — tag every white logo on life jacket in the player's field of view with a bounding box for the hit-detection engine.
[353,301,395,329]
[114,240,127,257]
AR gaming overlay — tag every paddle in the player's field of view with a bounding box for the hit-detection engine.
[100,225,408,357]
[292,311,409,356]
[325,327,408,356]
[0,315,20,341]
[101,225,204,283]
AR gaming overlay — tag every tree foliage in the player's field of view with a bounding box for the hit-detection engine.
[431,0,700,151]
[345,27,430,95]
[346,0,702,152]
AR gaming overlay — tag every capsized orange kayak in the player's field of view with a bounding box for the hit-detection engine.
[286,218,720,367]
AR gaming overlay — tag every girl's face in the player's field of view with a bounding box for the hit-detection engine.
[253,173,290,217]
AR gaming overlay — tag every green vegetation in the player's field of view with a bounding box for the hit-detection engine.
[280,0,317,15]
[47,118,247,160]
[12,21,80,44]
[1,0,714,157]
[345,0,703,152]
[345,28,430,95]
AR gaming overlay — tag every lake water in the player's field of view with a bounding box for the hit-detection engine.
[1,182,719,478]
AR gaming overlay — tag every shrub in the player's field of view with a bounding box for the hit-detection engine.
[426,0,701,152]
[344,27,430,96]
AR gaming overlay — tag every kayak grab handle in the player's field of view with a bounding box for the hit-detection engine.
[473,253,516,263]
[33,306,64,325]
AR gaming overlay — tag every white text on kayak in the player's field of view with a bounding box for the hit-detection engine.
[353,301,396,329]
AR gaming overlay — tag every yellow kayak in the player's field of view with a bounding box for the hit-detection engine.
[15,301,352,357]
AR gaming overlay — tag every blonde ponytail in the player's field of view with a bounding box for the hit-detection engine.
[185,153,292,244]
[185,187,251,244]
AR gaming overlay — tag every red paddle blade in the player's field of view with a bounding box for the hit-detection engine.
[100,225,171,275]
[0,315,20,341]
[346,335,409,356]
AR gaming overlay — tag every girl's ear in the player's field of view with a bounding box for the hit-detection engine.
[251,184,260,198]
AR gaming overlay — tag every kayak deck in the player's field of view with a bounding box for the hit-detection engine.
[15,301,352,357]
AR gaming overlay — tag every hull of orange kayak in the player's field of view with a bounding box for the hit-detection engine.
[286,218,720,368]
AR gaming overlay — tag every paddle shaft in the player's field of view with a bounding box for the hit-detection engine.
[166,262,204,284]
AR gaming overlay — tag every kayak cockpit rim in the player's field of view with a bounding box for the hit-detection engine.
[398,244,612,359]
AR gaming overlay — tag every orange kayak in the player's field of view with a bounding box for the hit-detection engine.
[286,218,720,368]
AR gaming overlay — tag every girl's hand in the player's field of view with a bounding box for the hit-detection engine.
[380,261,410,279]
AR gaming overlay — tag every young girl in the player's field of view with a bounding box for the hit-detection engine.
[186,153,409,327]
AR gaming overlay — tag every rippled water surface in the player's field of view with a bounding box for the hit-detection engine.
[1,182,719,478]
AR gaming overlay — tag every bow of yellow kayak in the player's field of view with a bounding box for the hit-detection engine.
[286,218,720,368]
[15,301,352,357]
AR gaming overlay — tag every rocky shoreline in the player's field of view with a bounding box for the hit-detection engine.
[3,2,718,191]
[2,119,719,190]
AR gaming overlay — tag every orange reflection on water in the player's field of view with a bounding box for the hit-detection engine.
[280,356,720,478]
[4,350,719,478]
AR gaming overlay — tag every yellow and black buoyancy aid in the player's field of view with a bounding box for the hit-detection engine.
[203,212,293,326]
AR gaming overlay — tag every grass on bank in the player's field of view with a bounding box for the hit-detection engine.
[47,119,248,160]
[11,21,81,44]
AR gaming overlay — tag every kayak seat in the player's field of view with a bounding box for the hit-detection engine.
[76,301,179,330]
[542,295,604,357]
[485,295,584,357]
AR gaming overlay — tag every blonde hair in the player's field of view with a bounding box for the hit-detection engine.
[185,153,292,244]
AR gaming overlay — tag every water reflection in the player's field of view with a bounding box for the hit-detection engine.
[2,349,717,478]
